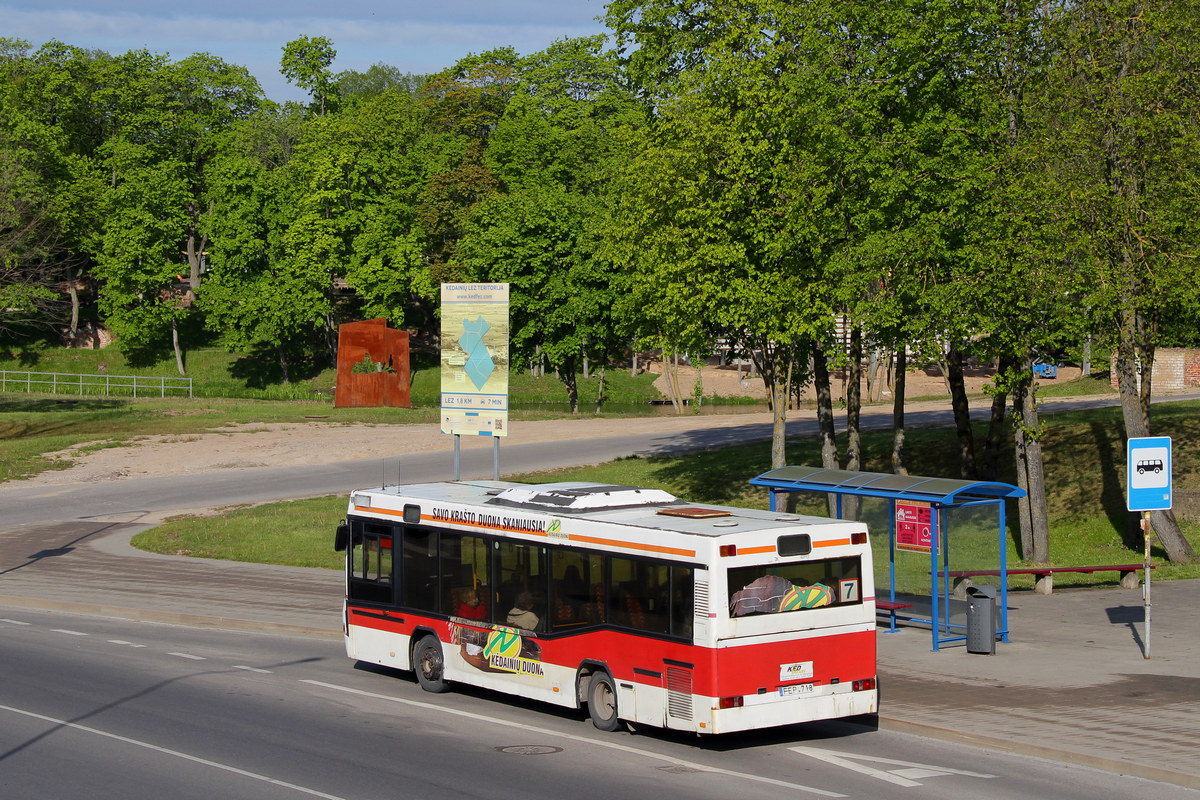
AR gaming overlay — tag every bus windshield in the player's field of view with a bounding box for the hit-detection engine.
[728,556,862,617]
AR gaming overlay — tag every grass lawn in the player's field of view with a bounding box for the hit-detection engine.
[131,399,1200,595]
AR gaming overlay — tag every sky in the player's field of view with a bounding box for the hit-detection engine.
[2,1,612,103]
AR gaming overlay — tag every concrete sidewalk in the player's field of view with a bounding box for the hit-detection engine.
[2,519,1197,789]
[875,580,1200,789]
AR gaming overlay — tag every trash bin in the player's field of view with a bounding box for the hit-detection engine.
[966,585,997,655]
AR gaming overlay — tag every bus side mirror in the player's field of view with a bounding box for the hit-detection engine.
[334,522,350,552]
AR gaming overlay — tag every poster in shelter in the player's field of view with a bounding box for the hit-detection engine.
[895,500,934,554]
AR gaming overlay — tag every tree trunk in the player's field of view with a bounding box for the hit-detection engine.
[564,367,579,414]
[171,320,185,376]
[979,354,1015,482]
[1011,382,1033,560]
[68,274,80,344]
[891,346,907,475]
[812,340,839,516]
[277,344,291,384]
[595,366,605,414]
[844,327,863,520]
[1012,360,1050,563]
[946,345,976,479]
[185,227,206,292]
[662,350,684,413]
[1114,311,1196,562]
[771,378,788,470]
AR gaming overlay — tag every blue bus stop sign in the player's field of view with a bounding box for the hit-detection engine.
[1127,436,1172,512]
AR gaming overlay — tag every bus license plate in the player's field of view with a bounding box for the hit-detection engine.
[779,683,815,697]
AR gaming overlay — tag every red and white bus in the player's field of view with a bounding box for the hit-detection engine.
[335,480,878,734]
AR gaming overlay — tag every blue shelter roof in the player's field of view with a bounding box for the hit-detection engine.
[750,466,1025,506]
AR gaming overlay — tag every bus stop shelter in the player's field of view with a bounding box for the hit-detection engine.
[750,466,1026,651]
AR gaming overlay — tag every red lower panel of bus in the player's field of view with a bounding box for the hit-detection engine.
[348,605,874,698]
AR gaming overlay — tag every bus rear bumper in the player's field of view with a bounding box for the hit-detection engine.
[701,686,878,734]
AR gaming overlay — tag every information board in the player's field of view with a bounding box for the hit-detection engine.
[440,283,510,436]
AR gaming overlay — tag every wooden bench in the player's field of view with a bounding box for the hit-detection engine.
[937,564,1152,595]
[875,599,913,631]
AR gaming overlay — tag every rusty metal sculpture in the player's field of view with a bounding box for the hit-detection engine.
[334,318,411,408]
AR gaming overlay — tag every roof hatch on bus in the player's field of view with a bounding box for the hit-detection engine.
[486,483,677,512]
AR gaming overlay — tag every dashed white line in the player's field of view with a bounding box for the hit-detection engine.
[169,652,206,660]
[108,640,147,648]
[0,702,349,800]
[233,665,272,674]
[2,618,32,625]
[51,629,88,636]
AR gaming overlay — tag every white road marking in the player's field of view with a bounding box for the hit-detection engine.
[0,702,349,800]
[51,629,87,636]
[233,665,272,674]
[302,680,846,798]
[2,619,32,626]
[169,652,206,660]
[108,640,147,647]
[789,746,998,788]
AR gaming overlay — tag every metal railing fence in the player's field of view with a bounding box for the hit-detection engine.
[0,370,193,398]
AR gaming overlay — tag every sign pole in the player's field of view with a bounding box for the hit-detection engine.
[453,434,461,481]
[1143,511,1152,659]
[1126,436,1171,660]
[493,437,500,481]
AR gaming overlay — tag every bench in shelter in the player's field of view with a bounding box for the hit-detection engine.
[938,564,1152,595]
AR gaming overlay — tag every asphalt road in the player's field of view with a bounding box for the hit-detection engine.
[4,606,1195,800]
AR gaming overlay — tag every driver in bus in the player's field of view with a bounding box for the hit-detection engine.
[506,592,539,630]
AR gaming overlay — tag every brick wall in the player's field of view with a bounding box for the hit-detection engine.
[1109,347,1200,392]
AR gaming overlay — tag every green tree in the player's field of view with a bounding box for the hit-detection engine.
[0,38,105,340]
[1032,0,1200,562]
[280,36,336,115]
[457,38,645,409]
[91,49,262,371]
[200,108,321,381]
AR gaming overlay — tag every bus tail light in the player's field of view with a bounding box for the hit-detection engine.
[853,678,876,692]
[719,696,744,709]
[851,532,867,545]
[719,545,737,557]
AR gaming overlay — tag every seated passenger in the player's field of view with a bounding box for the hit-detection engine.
[506,592,539,630]
[456,588,487,621]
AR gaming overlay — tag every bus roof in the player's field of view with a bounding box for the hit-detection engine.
[349,480,863,540]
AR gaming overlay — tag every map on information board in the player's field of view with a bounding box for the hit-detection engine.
[440,283,509,436]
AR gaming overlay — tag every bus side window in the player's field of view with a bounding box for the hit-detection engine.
[609,557,669,635]
[348,521,394,605]
[550,551,603,631]
[440,533,489,618]
[400,526,438,612]
[672,566,694,639]
[494,540,547,632]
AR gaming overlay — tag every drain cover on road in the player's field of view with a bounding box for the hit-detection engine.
[495,745,563,755]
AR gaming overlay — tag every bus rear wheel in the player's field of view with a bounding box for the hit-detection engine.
[588,672,619,732]
[413,636,448,693]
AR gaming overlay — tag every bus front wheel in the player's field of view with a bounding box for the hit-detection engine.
[588,672,620,731]
[413,636,449,693]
